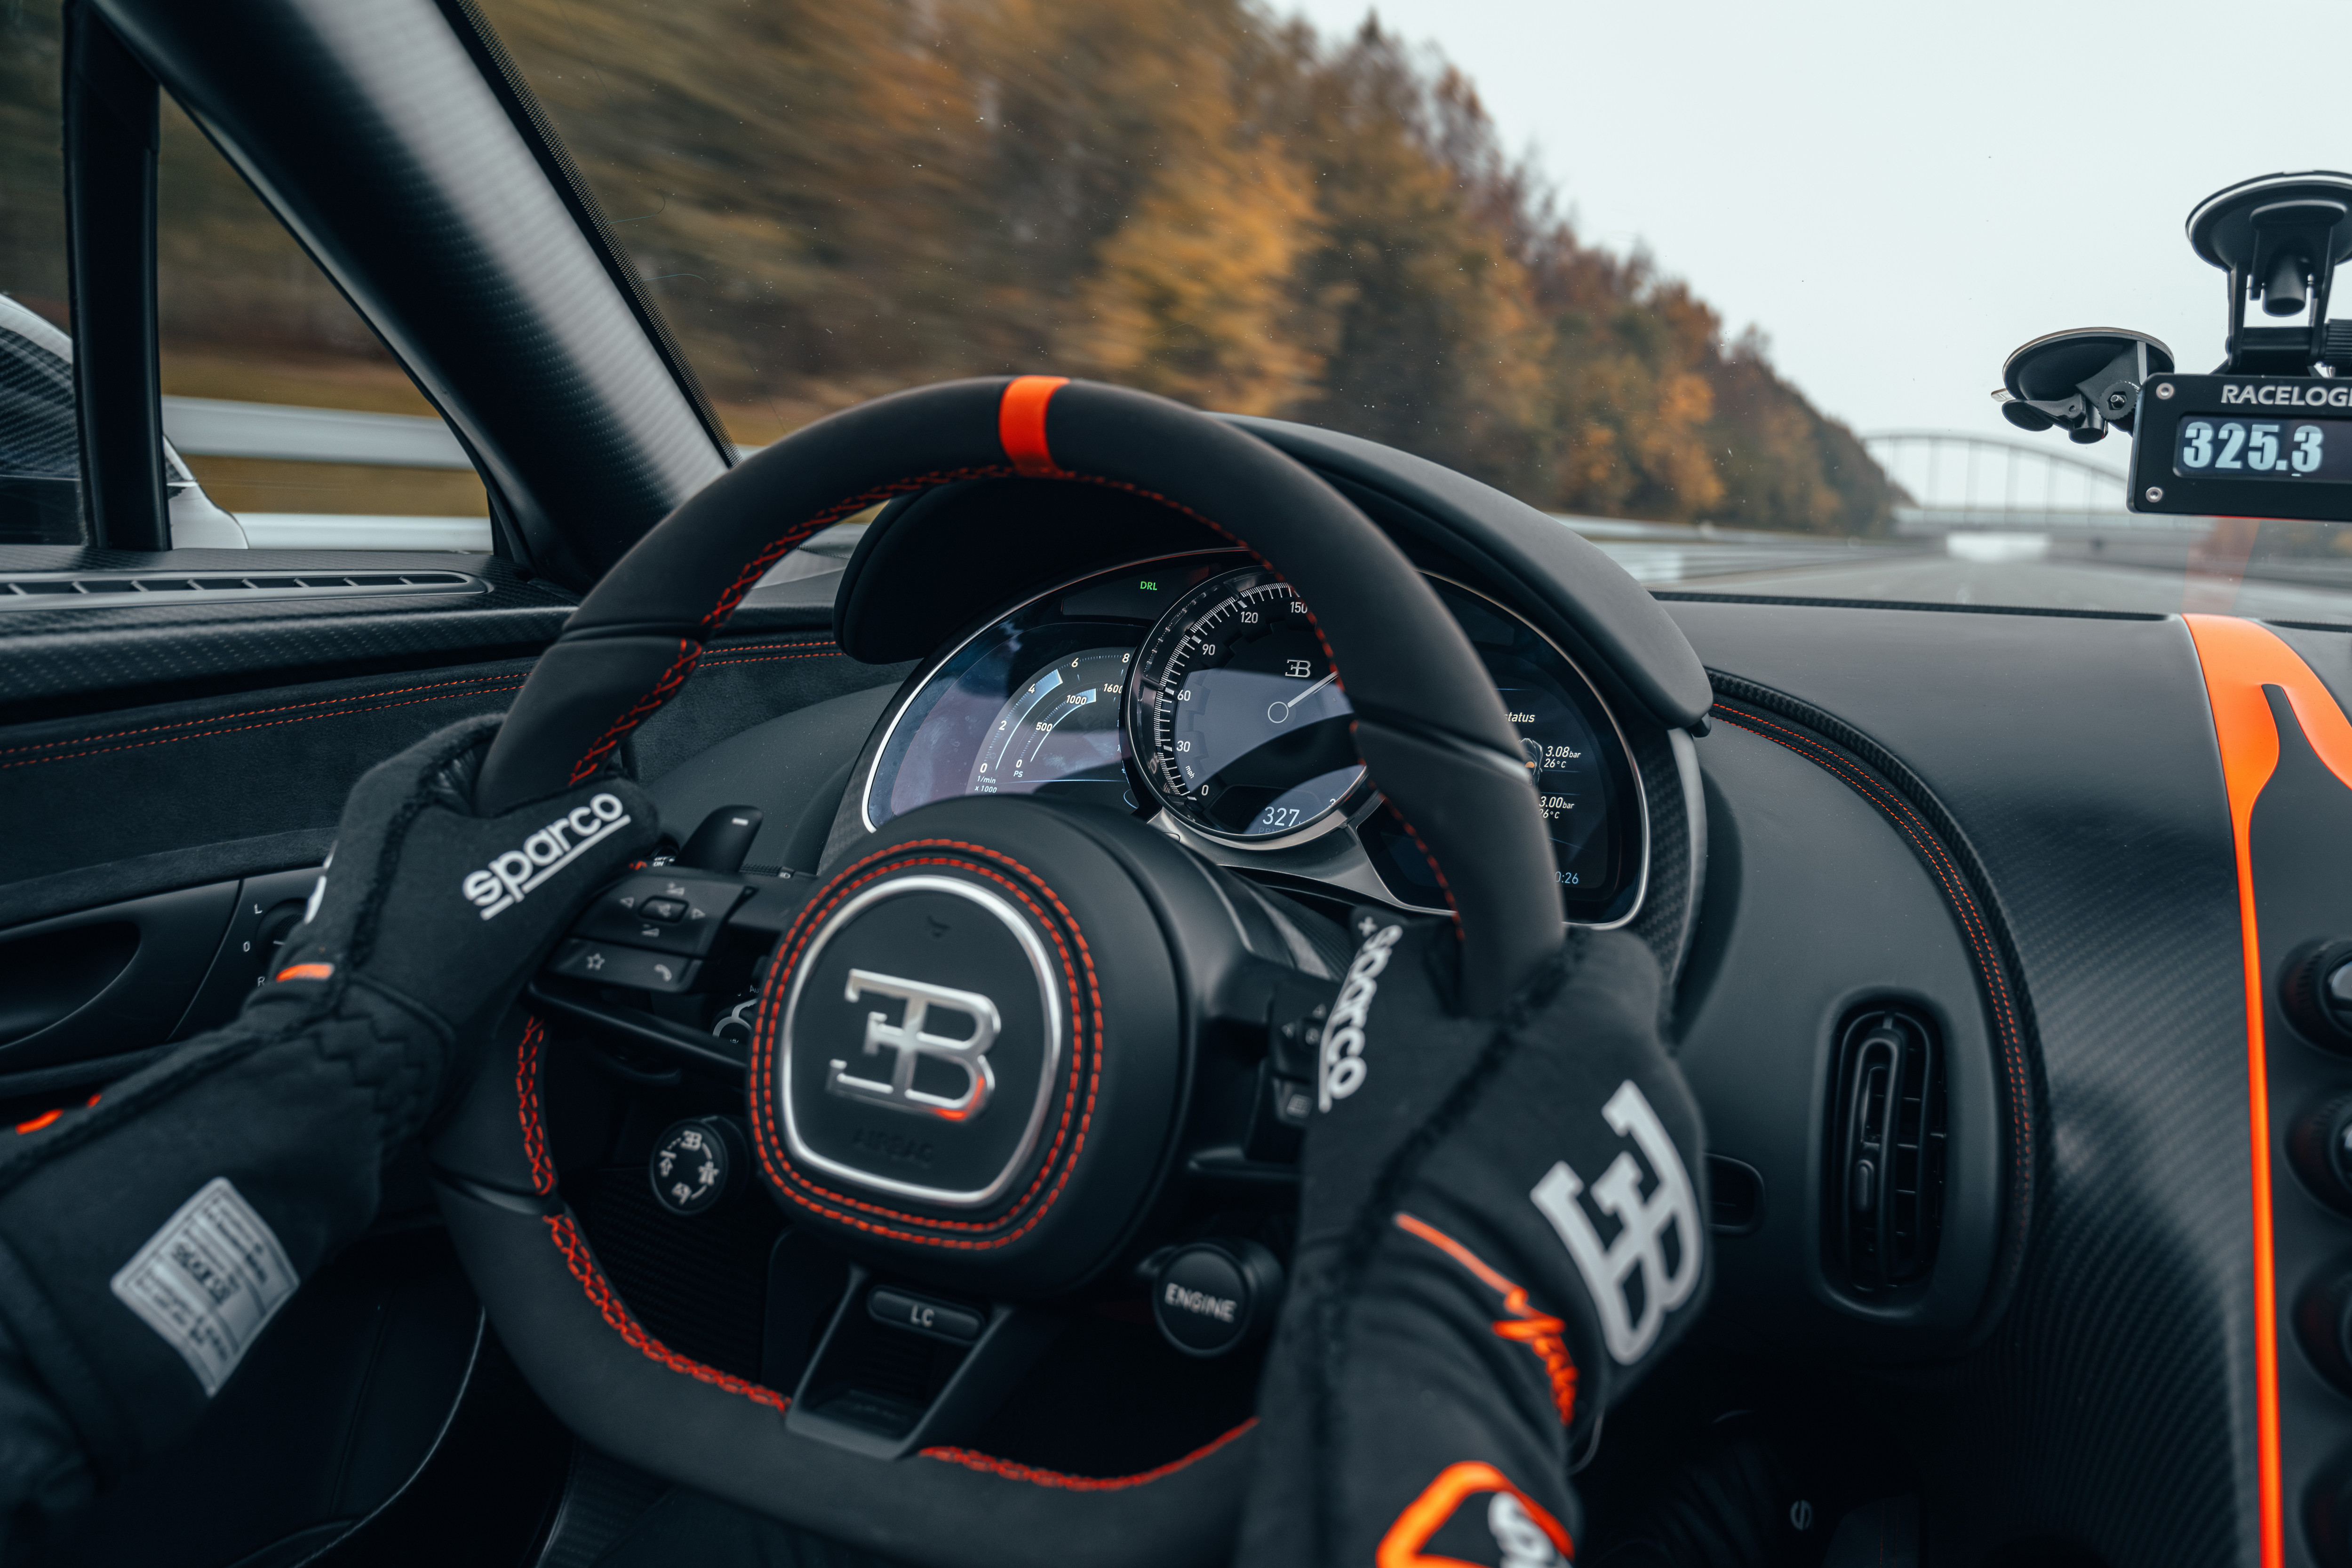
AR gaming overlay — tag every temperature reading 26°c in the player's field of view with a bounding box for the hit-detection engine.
[2175,416,2352,482]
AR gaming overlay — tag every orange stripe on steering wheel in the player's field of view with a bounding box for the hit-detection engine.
[999,376,1068,477]
[2182,613,2352,1568]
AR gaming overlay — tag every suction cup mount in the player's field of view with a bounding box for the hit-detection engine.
[1993,328,2175,444]
[2186,170,2352,373]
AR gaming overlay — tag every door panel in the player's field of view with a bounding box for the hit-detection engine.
[0,547,577,717]
[0,605,899,1102]
[174,864,329,1037]
[1,657,534,886]
[0,879,234,1073]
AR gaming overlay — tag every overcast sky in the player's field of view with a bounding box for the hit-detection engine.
[1285,0,2351,455]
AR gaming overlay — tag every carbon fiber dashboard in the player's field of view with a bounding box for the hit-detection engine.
[1669,597,2260,1568]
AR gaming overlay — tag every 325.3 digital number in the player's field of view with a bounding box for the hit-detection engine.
[2177,418,2324,475]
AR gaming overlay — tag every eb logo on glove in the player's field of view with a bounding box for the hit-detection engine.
[1528,1078,1703,1365]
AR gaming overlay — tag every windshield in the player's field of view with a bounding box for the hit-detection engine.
[464,0,2352,623]
[10,0,2342,614]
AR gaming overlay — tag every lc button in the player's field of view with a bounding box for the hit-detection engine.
[868,1287,983,1345]
[1148,1241,1284,1358]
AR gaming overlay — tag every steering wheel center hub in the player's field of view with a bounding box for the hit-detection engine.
[747,798,1188,1297]
[777,874,1064,1208]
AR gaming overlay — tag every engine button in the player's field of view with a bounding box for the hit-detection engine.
[1149,1240,1283,1357]
[648,1117,745,1217]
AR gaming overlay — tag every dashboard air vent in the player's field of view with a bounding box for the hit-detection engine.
[1827,1005,1946,1294]
[0,571,483,609]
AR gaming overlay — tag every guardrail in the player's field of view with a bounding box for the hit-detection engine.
[158,396,771,551]
[160,397,2032,585]
[161,396,474,469]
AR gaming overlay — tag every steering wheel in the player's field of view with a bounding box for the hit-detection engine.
[429,377,1566,1566]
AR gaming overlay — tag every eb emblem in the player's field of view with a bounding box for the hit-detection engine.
[1529,1079,1700,1363]
[828,970,1000,1121]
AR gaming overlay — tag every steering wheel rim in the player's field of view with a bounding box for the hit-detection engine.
[435,376,1564,1565]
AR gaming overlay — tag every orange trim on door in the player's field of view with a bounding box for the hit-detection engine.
[2182,613,2352,1568]
[998,376,1068,477]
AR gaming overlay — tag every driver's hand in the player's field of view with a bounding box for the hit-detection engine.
[254,713,658,1129]
[0,717,655,1550]
[1234,918,1708,1568]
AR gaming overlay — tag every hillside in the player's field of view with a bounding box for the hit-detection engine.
[0,0,1897,533]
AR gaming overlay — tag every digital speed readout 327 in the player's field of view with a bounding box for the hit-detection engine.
[1124,566,1368,844]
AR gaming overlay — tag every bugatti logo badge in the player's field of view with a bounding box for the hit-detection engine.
[828,969,1000,1121]
[1529,1080,1700,1363]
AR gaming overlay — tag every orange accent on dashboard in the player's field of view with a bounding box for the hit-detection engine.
[998,376,1068,477]
[273,962,334,983]
[2183,613,2352,1568]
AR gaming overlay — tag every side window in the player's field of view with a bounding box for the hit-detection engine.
[0,0,73,544]
[0,298,79,546]
[155,97,490,549]
[0,0,490,551]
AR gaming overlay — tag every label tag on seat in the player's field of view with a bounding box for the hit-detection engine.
[110,1178,298,1397]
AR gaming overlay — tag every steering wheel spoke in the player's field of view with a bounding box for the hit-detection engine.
[521,860,825,1072]
[785,1266,1062,1461]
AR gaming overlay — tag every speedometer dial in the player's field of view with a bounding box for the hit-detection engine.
[1126,566,1369,844]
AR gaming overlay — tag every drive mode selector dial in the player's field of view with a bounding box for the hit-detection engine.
[1126,565,1369,845]
[648,1116,747,1218]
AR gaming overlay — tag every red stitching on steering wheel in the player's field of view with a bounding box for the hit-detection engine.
[561,464,1018,785]
[516,1014,555,1195]
[542,1212,789,1412]
[919,1418,1259,1489]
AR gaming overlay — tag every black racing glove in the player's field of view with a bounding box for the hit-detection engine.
[1234,918,1709,1568]
[256,711,657,1102]
[0,717,654,1556]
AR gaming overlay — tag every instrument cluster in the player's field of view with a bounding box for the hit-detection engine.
[861,551,1645,925]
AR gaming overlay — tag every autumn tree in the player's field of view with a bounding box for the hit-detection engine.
[1273,27,1553,495]
[0,0,1899,532]
[1057,90,1323,415]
